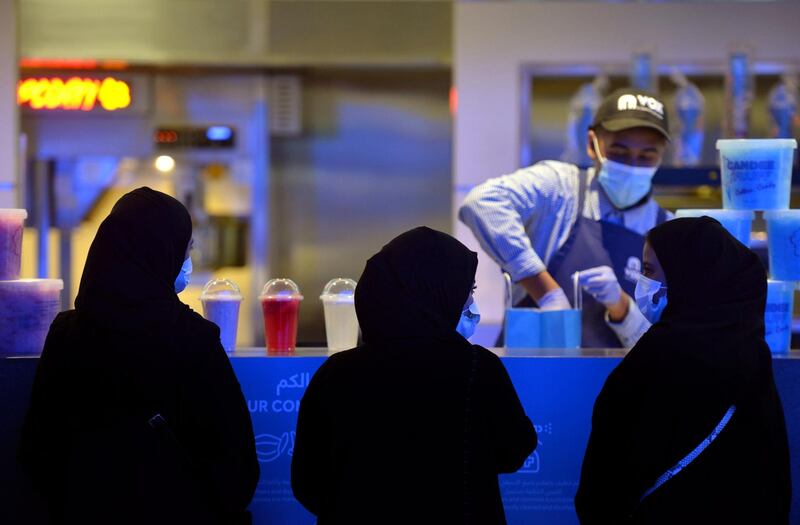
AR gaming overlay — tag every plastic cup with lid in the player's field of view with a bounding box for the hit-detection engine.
[765,280,795,354]
[674,209,754,246]
[765,210,800,281]
[259,278,303,353]
[200,279,243,354]
[0,209,28,280]
[0,279,63,355]
[320,278,359,352]
[717,139,797,210]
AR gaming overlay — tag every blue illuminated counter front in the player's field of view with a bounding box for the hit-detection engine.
[1,349,799,524]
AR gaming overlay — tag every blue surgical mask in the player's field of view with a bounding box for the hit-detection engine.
[174,257,193,294]
[593,136,658,209]
[635,274,667,324]
[456,302,481,340]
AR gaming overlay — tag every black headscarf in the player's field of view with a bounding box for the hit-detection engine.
[74,187,192,332]
[642,216,770,399]
[648,216,766,330]
[355,226,478,345]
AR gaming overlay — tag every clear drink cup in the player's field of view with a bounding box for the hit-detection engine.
[200,278,243,354]
[320,278,359,352]
[260,278,303,354]
[0,209,27,280]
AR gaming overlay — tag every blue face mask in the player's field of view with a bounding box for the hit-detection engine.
[456,302,481,340]
[174,257,193,294]
[593,136,658,209]
[634,274,667,324]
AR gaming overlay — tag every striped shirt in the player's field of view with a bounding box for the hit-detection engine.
[458,161,672,347]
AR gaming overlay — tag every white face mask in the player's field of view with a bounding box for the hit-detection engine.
[593,135,658,209]
[634,273,667,324]
[174,257,192,294]
[456,302,481,340]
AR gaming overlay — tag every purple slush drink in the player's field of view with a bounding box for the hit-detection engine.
[0,209,27,280]
[0,279,63,354]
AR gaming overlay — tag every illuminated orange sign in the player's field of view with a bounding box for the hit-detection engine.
[17,77,132,112]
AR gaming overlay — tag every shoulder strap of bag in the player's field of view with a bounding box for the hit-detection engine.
[638,404,736,505]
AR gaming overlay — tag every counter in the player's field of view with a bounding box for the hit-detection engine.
[2,349,799,524]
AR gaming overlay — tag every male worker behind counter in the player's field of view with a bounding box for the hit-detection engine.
[459,88,671,348]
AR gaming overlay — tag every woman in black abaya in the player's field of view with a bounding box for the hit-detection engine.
[291,226,537,524]
[575,216,791,524]
[19,187,259,525]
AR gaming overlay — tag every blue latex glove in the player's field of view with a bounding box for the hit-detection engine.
[578,266,622,307]
[537,287,572,311]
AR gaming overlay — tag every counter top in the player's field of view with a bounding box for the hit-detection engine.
[5,347,800,360]
[228,347,637,358]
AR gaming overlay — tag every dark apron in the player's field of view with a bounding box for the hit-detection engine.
[502,170,667,348]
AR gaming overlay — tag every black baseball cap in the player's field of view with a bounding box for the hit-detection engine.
[591,87,670,141]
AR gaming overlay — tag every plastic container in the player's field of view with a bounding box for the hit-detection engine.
[0,209,27,280]
[200,278,242,354]
[765,210,800,280]
[674,209,754,246]
[0,279,63,355]
[765,280,794,354]
[717,139,797,210]
[320,278,359,352]
[259,279,303,353]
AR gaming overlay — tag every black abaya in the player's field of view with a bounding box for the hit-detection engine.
[19,187,259,525]
[291,227,537,524]
[575,217,791,524]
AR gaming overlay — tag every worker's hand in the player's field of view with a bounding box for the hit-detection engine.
[537,288,572,311]
[578,266,622,307]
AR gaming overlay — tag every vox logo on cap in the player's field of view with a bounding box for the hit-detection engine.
[617,94,665,119]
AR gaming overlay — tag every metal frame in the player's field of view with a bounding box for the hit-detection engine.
[518,60,800,170]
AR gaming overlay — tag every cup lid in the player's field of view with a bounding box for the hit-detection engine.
[320,277,357,301]
[0,278,64,291]
[675,209,755,219]
[260,278,303,300]
[764,210,800,220]
[200,278,243,300]
[767,279,799,291]
[0,208,28,221]
[716,138,798,150]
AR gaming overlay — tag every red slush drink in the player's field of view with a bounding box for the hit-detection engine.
[261,297,301,353]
